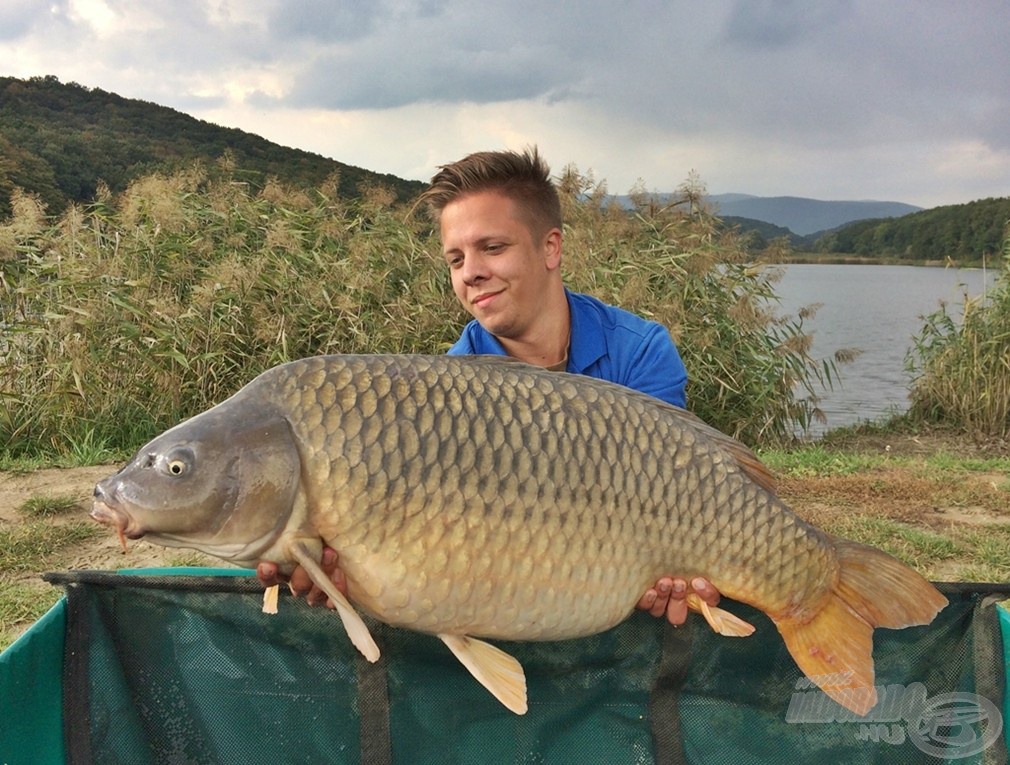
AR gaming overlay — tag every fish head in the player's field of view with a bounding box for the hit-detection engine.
[91,400,304,566]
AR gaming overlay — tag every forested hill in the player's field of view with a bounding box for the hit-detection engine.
[0,75,425,217]
[813,197,1010,263]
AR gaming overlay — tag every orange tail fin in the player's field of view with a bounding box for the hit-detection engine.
[773,538,947,716]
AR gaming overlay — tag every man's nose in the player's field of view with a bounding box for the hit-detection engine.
[460,253,488,284]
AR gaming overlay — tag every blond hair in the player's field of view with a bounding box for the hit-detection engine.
[420,147,562,238]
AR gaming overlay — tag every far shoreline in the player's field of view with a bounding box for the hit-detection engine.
[762,253,998,268]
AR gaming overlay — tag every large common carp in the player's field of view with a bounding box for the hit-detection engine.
[91,354,946,716]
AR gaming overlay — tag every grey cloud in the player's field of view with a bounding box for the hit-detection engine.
[722,0,853,49]
[267,0,381,43]
[280,43,570,109]
[161,92,229,113]
[248,0,1010,156]
[271,2,585,110]
[0,0,71,42]
[264,0,454,46]
[90,1,274,76]
[6,0,1006,203]
[576,0,1010,156]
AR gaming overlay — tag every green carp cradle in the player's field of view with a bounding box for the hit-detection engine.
[91,354,946,715]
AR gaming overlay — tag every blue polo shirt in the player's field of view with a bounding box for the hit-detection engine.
[447,290,688,408]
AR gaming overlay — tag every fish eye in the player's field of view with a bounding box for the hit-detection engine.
[161,448,194,477]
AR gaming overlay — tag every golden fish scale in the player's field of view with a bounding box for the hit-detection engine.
[258,355,837,640]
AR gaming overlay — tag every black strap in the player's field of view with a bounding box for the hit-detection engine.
[974,594,1008,765]
[62,583,95,765]
[357,621,393,765]
[649,619,694,765]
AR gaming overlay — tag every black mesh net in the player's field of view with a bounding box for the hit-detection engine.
[45,572,1008,765]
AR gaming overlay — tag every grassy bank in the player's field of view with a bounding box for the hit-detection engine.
[763,427,1010,582]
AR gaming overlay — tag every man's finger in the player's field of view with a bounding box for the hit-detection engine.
[256,561,282,587]
[691,577,720,606]
[650,577,674,617]
[305,585,328,606]
[666,596,688,626]
[289,565,314,596]
[636,589,658,610]
[331,565,347,598]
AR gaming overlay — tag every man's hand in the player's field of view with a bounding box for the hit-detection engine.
[636,576,720,626]
[255,546,347,608]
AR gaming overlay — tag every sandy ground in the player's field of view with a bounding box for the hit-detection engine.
[0,464,219,572]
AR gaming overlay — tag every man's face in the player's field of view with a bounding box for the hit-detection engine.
[440,190,561,340]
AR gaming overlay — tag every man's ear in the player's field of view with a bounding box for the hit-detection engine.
[543,228,562,270]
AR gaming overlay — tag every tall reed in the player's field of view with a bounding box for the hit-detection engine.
[906,232,1010,438]
[1,161,831,459]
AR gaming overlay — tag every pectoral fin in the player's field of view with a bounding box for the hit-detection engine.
[686,593,756,637]
[289,541,380,663]
[439,634,528,715]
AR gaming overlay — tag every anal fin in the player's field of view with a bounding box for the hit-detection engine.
[686,593,756,637]
[439,634,528,715]
[289,541,380,663]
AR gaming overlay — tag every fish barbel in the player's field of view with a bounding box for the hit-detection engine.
[91,354,946,715]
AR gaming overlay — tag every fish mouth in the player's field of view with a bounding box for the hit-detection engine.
[90,500,145,552]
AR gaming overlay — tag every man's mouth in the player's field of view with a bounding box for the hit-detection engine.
[472,290,502,308]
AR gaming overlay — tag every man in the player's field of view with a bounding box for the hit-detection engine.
[257,147,720,625]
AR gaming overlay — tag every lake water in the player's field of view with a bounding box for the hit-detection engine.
[770,263,997,437]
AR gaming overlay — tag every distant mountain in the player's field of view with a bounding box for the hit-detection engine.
[0,75,425,217]
[708,193,758,205]
[708,194,922,236]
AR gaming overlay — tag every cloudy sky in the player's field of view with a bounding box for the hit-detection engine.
[2,0,1008,208]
